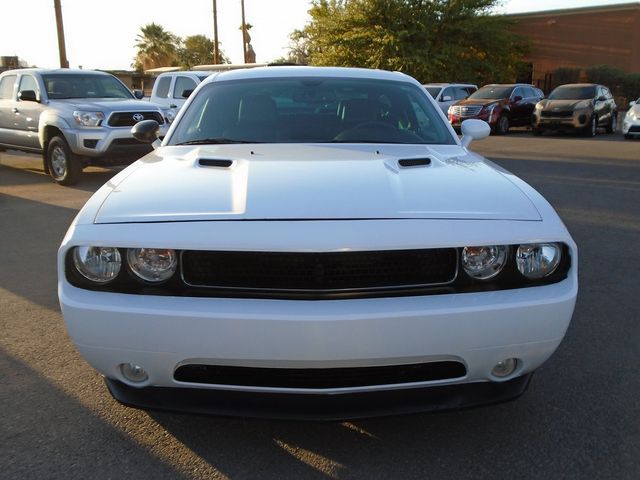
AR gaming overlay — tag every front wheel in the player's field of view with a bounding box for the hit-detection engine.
[46,136,83,186]
[606,113,617,134]
[494,115,510,135]
[532,127,543,136]
[583,115,597,137]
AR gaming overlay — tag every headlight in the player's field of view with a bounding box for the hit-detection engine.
[461,245,507,280]
[72,246,121,283]
[72,111,104,127]
[163,108,176,124]
[516,243,561,279]
[627,110,638,120]
[127,248,177,283]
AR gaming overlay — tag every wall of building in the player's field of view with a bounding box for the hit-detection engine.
[510,3,640,90]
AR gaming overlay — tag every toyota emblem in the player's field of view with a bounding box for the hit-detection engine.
[132,113,144,122]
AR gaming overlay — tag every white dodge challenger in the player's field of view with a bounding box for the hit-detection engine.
[58,67,577,419]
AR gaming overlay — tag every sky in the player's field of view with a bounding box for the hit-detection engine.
[1,0,638,70]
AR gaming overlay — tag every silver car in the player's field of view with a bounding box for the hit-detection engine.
[424,83,478,115]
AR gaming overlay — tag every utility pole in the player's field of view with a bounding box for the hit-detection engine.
[53,0,69,68]
[212,0,220,64]
[240,0,248,63]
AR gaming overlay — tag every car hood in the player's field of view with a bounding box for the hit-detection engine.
[454,98,503,107]
[93,144,541,223]
[49,98,161,112]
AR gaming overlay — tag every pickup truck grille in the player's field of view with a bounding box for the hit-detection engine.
[107,111,164,127]
[449,105,483,117]
[180,248,458,295]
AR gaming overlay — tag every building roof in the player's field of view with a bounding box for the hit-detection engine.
[506,2,640,19]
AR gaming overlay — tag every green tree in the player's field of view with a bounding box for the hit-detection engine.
[179,35,230,68]
[293,0,528,84]
[133,23,180,71]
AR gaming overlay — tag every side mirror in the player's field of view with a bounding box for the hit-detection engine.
[181,89,194,99]
[460,119,490,148]
[513,95,523,102]
[18,90,39,102]
[133,89,144,100]
[597,96,606,102]
[441,95,453,102]
[131,120,160,147]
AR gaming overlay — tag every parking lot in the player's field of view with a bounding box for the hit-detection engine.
[1,131,639,479]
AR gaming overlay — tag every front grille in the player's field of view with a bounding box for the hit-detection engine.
[540,110,574,118]
[107,111,164,127]
[181,248,458,294]
[174,361,467,389]
[449,105,483,117]
[629,125,640,133]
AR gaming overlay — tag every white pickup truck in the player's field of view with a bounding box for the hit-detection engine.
[149,71,212,111]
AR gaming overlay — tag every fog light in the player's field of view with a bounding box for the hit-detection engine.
[120,363,148,383]
[491,358,518,378]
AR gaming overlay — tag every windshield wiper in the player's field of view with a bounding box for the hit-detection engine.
[174,138,261,145]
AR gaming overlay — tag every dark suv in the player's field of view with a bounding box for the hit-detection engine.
[532,83,617,137]
[448,84,543,135]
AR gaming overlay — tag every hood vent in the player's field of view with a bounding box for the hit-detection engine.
[398,157,431,168]
[198,159,233,168]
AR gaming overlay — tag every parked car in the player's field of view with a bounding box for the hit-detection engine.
[423,83,477,115]
[0,68,170,185]
[622,97,640,140]
[448,84,544,135]
[149,71,213,112]
[58,66,577,419]
[532,83,618,137]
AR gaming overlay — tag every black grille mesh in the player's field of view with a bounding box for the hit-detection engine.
[107,111,164,127]
[174,361,467,388]
[181,249,457,293]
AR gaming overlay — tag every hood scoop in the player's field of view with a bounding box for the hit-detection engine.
[398,157,431,168]
[199,158,233,168]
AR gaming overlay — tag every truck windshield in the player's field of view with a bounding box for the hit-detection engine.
[548,86,596,100]
[42,74,133,99]
[168,77,455,146]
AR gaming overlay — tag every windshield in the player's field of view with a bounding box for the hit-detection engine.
[42,74,133,99]
[424,86,442,98]
[168,77,455,145]
[469,86,513,100]
[548,86,596,100]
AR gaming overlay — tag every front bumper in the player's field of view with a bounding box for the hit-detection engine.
[62,122,170,159]
[106,373,533,420]
[622,114,640,136]
[533,110,590,130]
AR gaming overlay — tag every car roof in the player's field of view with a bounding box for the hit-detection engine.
[553,83,597,88]
[1,68,113,76]
[423,83,477,87]
[206,66,416,85]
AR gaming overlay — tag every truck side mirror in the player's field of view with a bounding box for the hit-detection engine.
[181,89,194,99]
[132,120,160,146]
[18,90,39,102]
[133,89,144,100]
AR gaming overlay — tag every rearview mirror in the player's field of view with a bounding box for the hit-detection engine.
[460,119,490,148]
[441,95,453,102]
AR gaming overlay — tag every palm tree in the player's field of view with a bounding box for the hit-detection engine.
[133,23,180,71]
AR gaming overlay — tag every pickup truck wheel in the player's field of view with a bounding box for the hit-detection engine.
[46,136,82,186]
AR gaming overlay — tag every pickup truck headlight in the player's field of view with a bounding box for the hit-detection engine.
[72,246,121,283]
[516,243,561,279]
[73,111,105,127]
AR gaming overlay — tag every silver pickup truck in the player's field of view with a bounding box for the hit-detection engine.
[0,68,169,185]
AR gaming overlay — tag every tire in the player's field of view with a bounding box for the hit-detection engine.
[494,115,510,135]
[606,113,617,134]
[624,133,632,140]
[583,115,597,137]
[46,136,82,186]
[532,127,543,136]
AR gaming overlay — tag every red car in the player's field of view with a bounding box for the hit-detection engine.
[448,84,544,135]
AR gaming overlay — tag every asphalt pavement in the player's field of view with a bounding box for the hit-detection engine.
[1,131,639,479]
